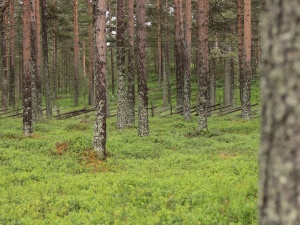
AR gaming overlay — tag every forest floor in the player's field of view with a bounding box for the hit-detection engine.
[0,76,261,224]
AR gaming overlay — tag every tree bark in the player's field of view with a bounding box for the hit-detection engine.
[22,0,33,136]
[116,0,126,129]
[183,0,191,120]
[174,0,183,109]
[41,0,52,118]
[9,0,15,108]
[1,1,9,110]
[197,0,209,131]
[237,0,243,105]
[92,0,107,160]
[52,0,57,102]
[259,1,300,224]
[137,0,148,137]
[126,0,135,126]
[87,0,94,106]
[157,0,162,87]
[73,0,79,106]
[34,0,42,120]
[242,0,251,120]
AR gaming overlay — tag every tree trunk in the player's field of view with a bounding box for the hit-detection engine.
[1,2,9,110]
[9,0,15,108]
[93,0,107,160]
[183,0,191,120]
[197,0,209,131]
[35,0,42,120]
[157,0,162,87]
[87,0,94,106]
[22,0,33,136]
[242,0,251,120]
[259,1,300,224]
[73,0,79,106]
[116,0,126,129]
[174,0,183,109]
[41,0,52,118]
[237,0,244,105]
[224,48,231,107]
[108,0,115,97]
[137,0,148,137]
[52,0,57,102]
[126,0,135,126]
[30,0,38,122]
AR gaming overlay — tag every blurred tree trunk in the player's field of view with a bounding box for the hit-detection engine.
[183,0,191,120]
[259,1,300,224]
[224,47,231,107]
[137,0,148,136]
[73,0,79,106]
[242,0,251,119]
[116,0,126,129]
[22,0,33,136]
[93,0,107,160]
[41,0,52,118]
[197,0,209,131]
[9,0,15,108]
[126,0,135,126]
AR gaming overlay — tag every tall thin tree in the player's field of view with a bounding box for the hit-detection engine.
[73,0,79,106]
[87,0,94,106]
[137,0,148,136]
[41,0,52,118]
[242,0,251,119]
[116,0,126,129]
[127,0,135,126]
[92,0,107,160]
[197,0,209,131]
[183,0,192,120]
[23,0,33,136]
[9,0,15,108]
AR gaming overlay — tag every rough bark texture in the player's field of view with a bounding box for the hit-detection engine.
[242,0,251,120]
[73,0,79,106]
[174,0,183,109]
[9,0,15,108]
[41,0,52,118]
[237,0,244,105]
[35,0,42,120]
[92,0,107,160]
[116,0,127,129]
[197,0,209,131]
[1,2,9,110]
[22,0,33,136]
[87,0,94,106]
[137,0,149,137]
[259,1,300,224]
[183,0,191,120]
[126,0,135,126]
[30,0,38,122]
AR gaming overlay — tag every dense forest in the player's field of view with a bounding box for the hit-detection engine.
[0,0,298,224]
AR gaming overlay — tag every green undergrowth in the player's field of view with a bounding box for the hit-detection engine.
[0,109,260,224]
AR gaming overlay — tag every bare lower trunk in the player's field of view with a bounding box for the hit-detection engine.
[73,0,79,106]
[9,1,15,108]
